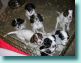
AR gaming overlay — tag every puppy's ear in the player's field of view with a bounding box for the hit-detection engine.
[52,35,56,41]
[11,20,16,27]
[30,34,37,43]
[55,30,60,35]
[17,18,24,24]
[30,35,35,43]
[25,3,35,10]
[37,33,43,39]
[30,15,34,23]
[37,14,43,22]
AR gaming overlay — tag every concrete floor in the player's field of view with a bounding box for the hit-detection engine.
[0,0,75,56]
[64,38,75,56]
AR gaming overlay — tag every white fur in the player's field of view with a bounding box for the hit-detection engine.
[25,9,45,33]
[55,30,68,46]
[14,19,26,30]
[25,9,36,20]
[4,29,34,46]
[35,34,43,45]
[48,36,57,52]
[55,10,73,31]
[32,16,45,33]
[40,35,57,55]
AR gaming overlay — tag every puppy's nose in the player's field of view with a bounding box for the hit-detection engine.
[39,41,41,43]
[69,16,72,18]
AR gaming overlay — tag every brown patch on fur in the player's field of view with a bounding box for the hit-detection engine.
[30,33,43,43]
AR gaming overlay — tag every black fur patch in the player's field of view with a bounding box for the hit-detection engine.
[41,52,48,56]
[40,49,51,56]
[43,38,52,48]
[40,46,45,50]
[52,35,56,41]
[11,18,24,27]
[8,0,22,9]
[30,13,43,23]
[46,49,51,54]
[55,30,64,40]
[30,15,35,23]
[37,13,43,22]
[25,3,35,12]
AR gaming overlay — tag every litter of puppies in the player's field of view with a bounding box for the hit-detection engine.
[0,0,74,56]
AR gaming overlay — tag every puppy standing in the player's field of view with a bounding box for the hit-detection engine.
[55,10,73,32]
[30,13,45,33]
[25,3,45,34]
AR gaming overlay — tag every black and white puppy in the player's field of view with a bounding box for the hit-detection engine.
[39,35,57,56]
[25,3,36,20]
[30,13,45,33]
[39,29,69,56]
[25,3,45,33]
[54,30,69,53]
[11,18,26,30]
[55,9,73,32]
[8,0,21,9]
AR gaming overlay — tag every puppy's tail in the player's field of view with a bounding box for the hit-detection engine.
[4,31,17,37]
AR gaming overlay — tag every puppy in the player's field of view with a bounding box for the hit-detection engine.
[30,13,45,33]
[8,0,21,9]
[25,3,36,20]
[30,33,43,45]
[11,18,26,30]
[40,30,69,55]
[30,33,43,56]
[54,30,69,54]
[55,9,73,32]
[4,29,34,45]
[25,3,45,33]
[39,35,57,56]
